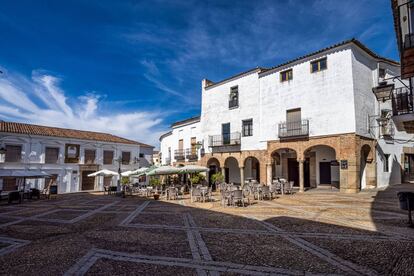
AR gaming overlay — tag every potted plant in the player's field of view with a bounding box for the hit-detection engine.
[150,177,161,200]
[189,173,206,186]
[211,172,224,191]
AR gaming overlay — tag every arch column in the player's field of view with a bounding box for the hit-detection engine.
[240,166,245,187]
[299,159,304,192]
[222,167,226,183]
[266,163,272,185]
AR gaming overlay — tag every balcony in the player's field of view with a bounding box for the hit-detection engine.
[185,148,198,161]
[391,87,414,133]
[174,149,185,161]
[278,120,309,139]
[209,132,241,147]
[229,99,239,109]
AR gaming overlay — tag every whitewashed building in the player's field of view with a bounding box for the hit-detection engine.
[161,39,414,192]
[0,121,153,193]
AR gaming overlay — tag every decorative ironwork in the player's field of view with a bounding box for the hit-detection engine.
[278,120,309,138]
[185,148,198,161]
[392,87,414,116]
[174,149,185,161]
[208,132,241,147]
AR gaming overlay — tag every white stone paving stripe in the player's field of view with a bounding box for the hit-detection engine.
[0,236,30,256]
[248,216,378,276]
[65,248,318,276]
[119,201,149,226]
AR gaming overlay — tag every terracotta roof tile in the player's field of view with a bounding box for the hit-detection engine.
[0,121,154,148]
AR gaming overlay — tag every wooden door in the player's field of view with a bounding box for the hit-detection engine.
[319,162,331,184]
[178,139,184,150]
[287,158,299,186]
[81,171,95,190]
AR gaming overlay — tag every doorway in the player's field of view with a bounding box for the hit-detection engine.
[288,158,299,186]
[319,162,331,185]
[304,158,310,188]
[81,171,95,190]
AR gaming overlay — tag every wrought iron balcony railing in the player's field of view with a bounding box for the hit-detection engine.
[278,120,309,139]
[208,132,241,147]
[229,99,239,109]
[174,149,185,161]
[185,148,198,161]
[397,1,414,50]
[392,87,414,116]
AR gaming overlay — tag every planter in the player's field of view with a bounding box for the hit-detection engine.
[153,194,160,200]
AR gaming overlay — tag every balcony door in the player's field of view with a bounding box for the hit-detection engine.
[286,108,301,135]
[222,123,230,145]
[178,139,183,150]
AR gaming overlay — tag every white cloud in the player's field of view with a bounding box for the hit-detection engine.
[0,70,165,147]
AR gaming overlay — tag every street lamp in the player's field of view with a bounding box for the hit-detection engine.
[115,156,123,193]
[372,82,394,102]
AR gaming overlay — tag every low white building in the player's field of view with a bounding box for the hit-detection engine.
[0,121,153,193]
[161,39,414,192]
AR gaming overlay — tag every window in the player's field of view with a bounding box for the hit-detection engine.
[45,147,59,164]
[103,150,114,165]
[122,151,131,165]
[139,153,144,158]
[383,154,390,172]
[242,119,253,137]
[280,69,293,82]
[311,58,327,73]
[65,144,80,163]
[191,137,197,153]
[5,145,22,163]
[84,149,96,164]
[229,86,239,108]
[379,68,386,78]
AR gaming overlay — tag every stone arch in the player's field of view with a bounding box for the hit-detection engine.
[360,144,375,190]
[243,156,260,183]
[303,144,339,189]
[269,148,298,185]
[224,156,241,184]
[206,157,221,188]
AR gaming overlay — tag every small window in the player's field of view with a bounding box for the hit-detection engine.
[84,149,96,164]
[242,119,253,137]
[379,68,386,78]
[122,151,131,165]
[383,154,390,172]
[103,150,114,165]
[229,86,239,108]
[280,69,293,82]
[45,147,59,164]
[311,58,327,73]
[5,145,22,163]
[139,153,144,158]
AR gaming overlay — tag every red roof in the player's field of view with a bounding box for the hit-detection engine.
[0,121,153,148]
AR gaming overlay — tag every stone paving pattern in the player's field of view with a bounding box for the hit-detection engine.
[0,184,413,275]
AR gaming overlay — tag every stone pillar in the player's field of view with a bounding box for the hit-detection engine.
[222,167,226,183]
[240,166,245,187]
[266,163,272,185]
[299,159,304,192]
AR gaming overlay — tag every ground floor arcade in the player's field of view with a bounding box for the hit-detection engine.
[199,133,377,193]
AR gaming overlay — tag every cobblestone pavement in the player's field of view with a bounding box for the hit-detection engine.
[0,184,413,275]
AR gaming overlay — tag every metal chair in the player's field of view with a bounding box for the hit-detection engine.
[231,190,245,207]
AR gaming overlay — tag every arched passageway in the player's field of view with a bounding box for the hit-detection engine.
[304,145,339,189]
[270,148,298,186]
[244,156,260,183]
[360,144,375,190]
[207,158,220,188]
[224,157,240,184]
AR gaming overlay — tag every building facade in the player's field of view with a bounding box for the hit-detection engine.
[161,39,414,192]
[0,121,153,193]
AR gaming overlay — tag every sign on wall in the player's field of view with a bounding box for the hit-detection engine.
[340,160,348,170]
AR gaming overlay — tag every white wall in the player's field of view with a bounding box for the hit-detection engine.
[260,46,356,142]
[0,133,142,193]
[201,70,263,152]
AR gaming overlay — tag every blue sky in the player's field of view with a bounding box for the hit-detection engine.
[0,0,398,147]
